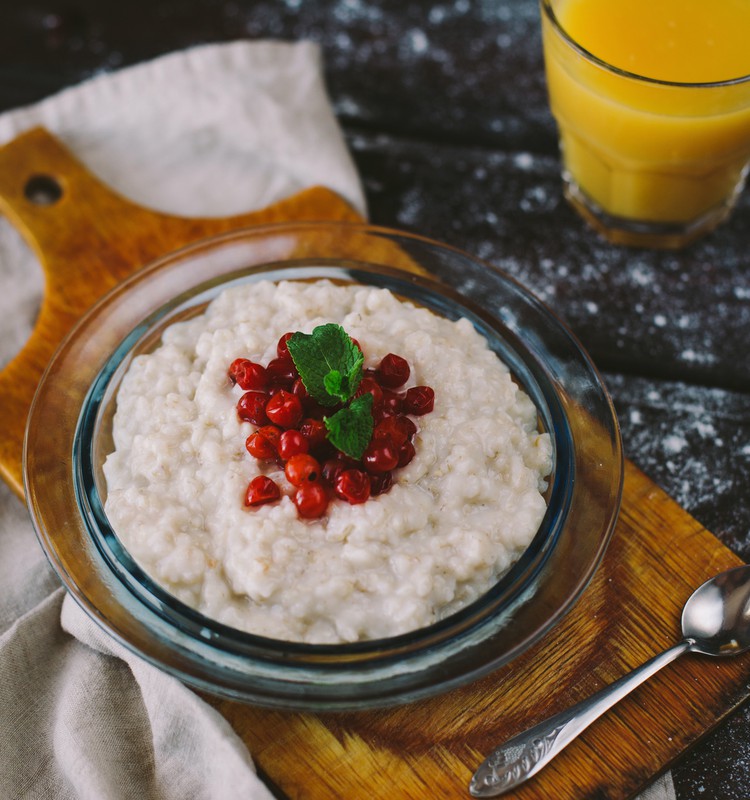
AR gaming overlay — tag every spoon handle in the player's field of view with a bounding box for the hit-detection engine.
[469,640,691,797]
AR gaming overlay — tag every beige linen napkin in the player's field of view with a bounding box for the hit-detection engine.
[0,39,675,800]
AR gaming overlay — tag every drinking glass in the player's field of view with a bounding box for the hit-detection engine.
[540,0,750,248]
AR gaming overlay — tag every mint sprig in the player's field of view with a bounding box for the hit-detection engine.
[287,324,363,407]
[287,324,374,459]
[324,394,374,459]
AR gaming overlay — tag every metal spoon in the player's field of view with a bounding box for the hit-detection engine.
[470,565,750,797]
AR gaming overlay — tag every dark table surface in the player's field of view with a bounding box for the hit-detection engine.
[1,1,749,798]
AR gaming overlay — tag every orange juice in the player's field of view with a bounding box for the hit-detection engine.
[541,0,750,247]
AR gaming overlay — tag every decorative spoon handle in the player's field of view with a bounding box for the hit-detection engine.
[469,641,690,797]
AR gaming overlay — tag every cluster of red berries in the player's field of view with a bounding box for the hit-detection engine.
[228,333,434,519]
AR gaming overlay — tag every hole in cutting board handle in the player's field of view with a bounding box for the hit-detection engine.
[24,174,63,206]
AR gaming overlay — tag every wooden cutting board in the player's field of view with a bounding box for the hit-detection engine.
[2,127,748,800]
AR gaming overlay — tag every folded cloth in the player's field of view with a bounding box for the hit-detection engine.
[0,38,675,800]
[0,39,363,800]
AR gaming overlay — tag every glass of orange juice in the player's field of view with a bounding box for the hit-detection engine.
[540,0,750,248]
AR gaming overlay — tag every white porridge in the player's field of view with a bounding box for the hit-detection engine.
[103,280,553,644]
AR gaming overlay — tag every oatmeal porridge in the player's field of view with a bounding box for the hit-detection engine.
[103,279,553,644]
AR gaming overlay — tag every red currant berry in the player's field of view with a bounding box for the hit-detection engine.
[321,458,345,487]
[403,385,434,415]
[291,377,309,401]
[265,389,304,429]
[370,407,386,423]
[246,431,276,459]
[400,415,418,439]
[228,358,268,390]
[277,332,295,359]
[244,475,280,506]
[398,440,416,467]
[377,353,410,388]
[237,391,269,425]
[285,454,322,486]
[294,482,329,519]
[336,451,359,468]
[370,471,393,496]
[362,441,399,474]
[256,424,282,452]
[278,429,309,460]
[299,418,327,450]
[334,469,371,504]
[266,356,298,389]
[381,389,404,416]
[373,415,410,447]
[350,336,362,353]
[354,376,383,408]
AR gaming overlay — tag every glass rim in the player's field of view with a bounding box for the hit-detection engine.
[541,0,750,89]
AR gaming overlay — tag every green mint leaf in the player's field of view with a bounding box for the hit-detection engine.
[323,369,350,403]
[345,359,363,396]
[323,369,344,400]
[287,324,363,406]
[324,393,374,459]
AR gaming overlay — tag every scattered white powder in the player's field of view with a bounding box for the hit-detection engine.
[681,349,717,366]
[428,6,446,24]
[497,33,513,48]
[604,373,750,566]
[407,29,429,54]
[514,153,534,170]
[520,185,553,212]
[629,264,654,287]
[663,434,687,454]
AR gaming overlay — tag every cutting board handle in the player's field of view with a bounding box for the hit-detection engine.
[0,126,361,497]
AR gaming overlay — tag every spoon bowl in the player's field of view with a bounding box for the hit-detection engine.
[684,566,750,656]
[471,564,750,797]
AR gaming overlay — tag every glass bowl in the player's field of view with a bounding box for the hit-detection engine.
[24,222,622,711]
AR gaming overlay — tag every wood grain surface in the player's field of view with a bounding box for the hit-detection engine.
[1,127,748,800]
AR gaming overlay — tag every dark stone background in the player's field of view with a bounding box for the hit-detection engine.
[1,1,748,797]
